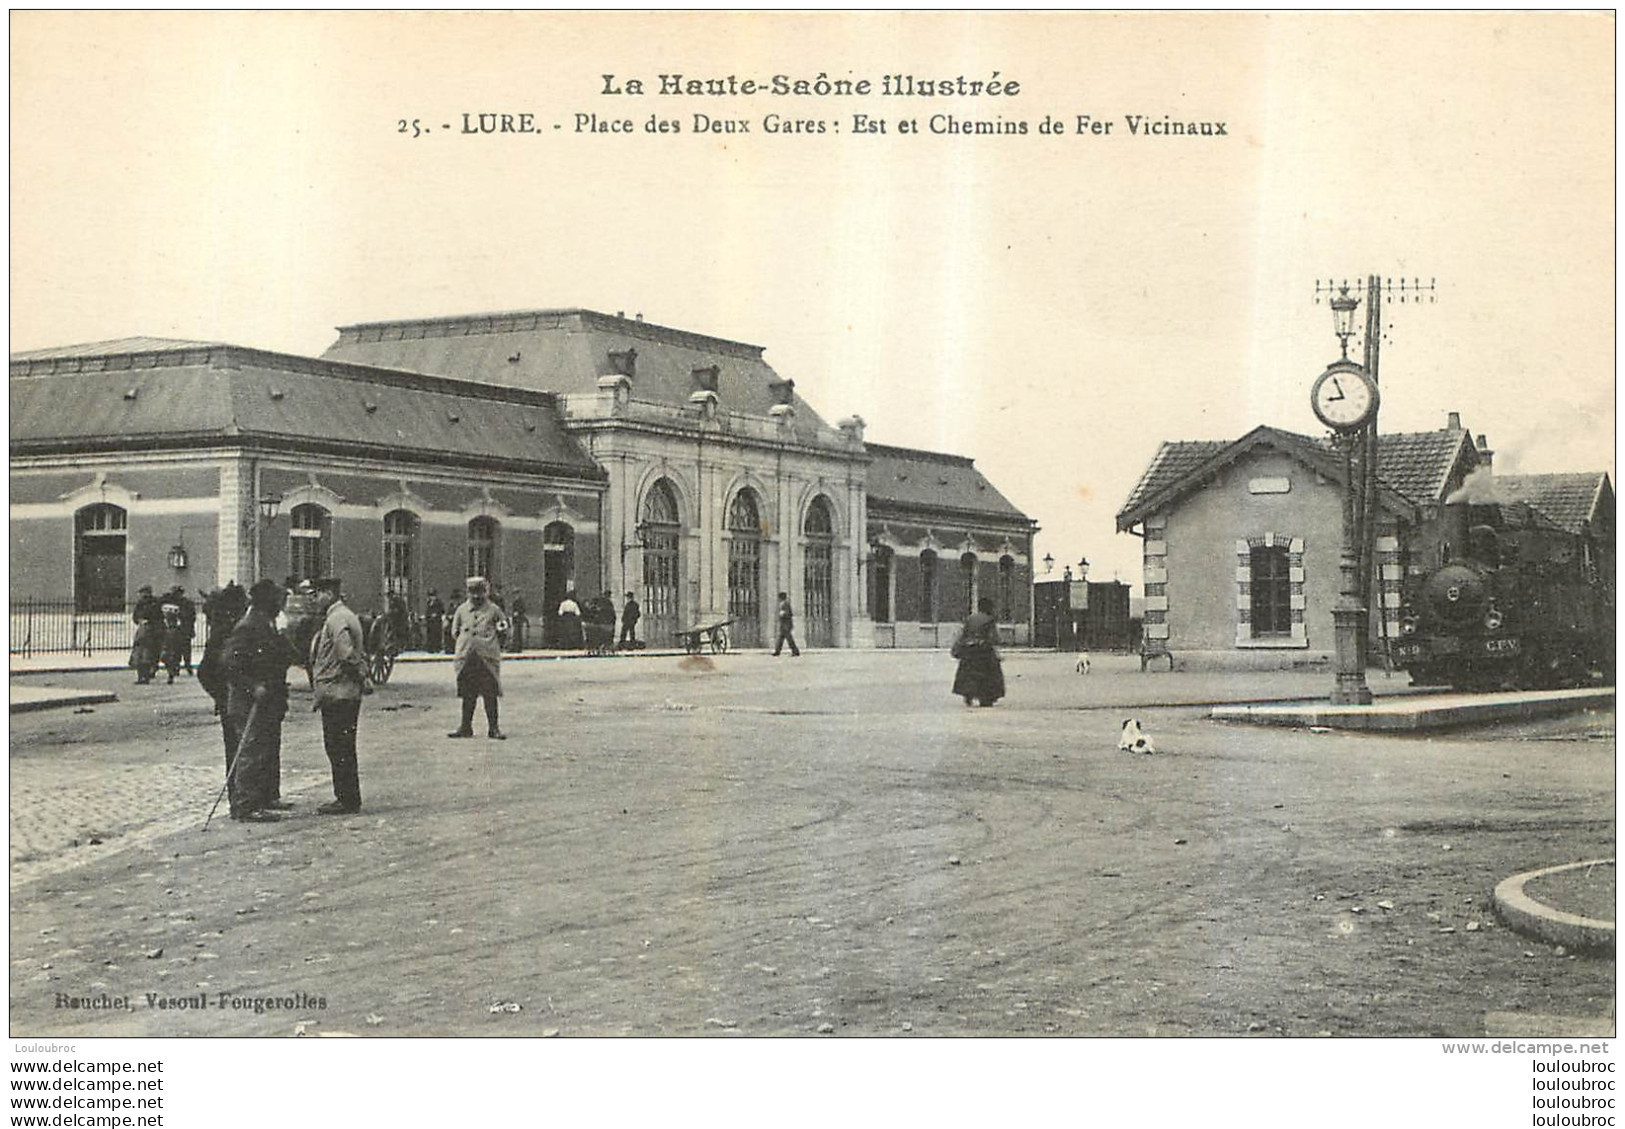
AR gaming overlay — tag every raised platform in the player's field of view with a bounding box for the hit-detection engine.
[1210,686,1614,730]
[10,684,118,714]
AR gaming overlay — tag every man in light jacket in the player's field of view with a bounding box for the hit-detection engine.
[308,578,366,814]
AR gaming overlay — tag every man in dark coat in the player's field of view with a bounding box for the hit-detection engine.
[619,592,641,649]
[424,589,445,654]
[772,591,801,657]
[175,588,197,675]
[222,579,294,822]
[197,582,247,775]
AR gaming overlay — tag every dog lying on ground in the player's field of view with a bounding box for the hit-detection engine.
[1075,652,1091,675]
[1117,718,1156,754]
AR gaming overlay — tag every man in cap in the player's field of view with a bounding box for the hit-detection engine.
[448,576,509,739]
[198,582,248,776]
[619,591,641,649]
[222,578,295,821]
[307,578,366,814]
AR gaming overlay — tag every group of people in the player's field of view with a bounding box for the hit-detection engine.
[554,589,640,653]
[178,571,999,827]
[127,584,198,685]
[197,577,367,823]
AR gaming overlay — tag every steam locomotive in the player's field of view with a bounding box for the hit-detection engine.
[1392,497,1613,690]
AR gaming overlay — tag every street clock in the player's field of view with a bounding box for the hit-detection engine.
[1310,360,1379,431]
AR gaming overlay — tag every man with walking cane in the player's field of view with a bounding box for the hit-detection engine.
[307,578,366,814]
[222,578,294,822]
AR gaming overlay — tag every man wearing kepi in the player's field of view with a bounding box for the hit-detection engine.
[449,576,509,740]
[223,578,294,822]
[307,577,366,814]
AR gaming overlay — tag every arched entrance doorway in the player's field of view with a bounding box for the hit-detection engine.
[803,496,835,647]
[542,521,574,647]
[75,503,127,613]
[641,479,681,646]
[726,489,763,647]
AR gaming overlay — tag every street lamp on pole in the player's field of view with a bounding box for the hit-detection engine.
[253,493,282,584]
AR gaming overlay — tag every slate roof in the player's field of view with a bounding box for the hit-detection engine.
[10,341,603,479]
[11,336,224,360]
[321,308,831,429]
[865,443,1032,525]
[1116,424,1478,530]
[1490,473,1613,534]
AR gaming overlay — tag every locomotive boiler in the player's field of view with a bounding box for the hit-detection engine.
[1392,495,1614,690]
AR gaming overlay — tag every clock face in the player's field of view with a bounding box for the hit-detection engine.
[1311,363,1378,430]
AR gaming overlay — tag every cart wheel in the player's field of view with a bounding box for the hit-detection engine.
[712,627,729,654]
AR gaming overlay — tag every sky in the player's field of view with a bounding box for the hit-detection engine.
[10,12,1615,591]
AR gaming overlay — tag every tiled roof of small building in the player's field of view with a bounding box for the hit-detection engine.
[865,443,1031,523]
[322,308,831,429]
[1491,472,1612,534]
[9,341,602,478]
[1372,428,1474,505]
[1116,424,1476,530]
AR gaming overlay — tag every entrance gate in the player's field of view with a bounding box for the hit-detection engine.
[641,480,682,646]
[804,497,834,647]
[726,490,763,647]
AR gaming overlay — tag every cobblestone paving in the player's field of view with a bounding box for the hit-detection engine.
[9,677,330,884]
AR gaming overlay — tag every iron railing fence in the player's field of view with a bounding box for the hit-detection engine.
[6,599,207,658]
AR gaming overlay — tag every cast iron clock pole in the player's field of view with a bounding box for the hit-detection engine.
[1314,281,1381,705]
[1314,276,1436,704]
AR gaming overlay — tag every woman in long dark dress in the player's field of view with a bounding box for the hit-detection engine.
[952,597,1006,707]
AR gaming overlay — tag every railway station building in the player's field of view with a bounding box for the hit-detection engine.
[10,309,1037,650]
[1114,413,1490,665]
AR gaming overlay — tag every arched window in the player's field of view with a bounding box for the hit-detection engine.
[382,509,419,601]
[871,546,894,623]
[727,489,763,647]
[288,503,330,583]
[75,503,127,613]
[960,552,979,618]
[643,479,680,526]
[919,549,939,623]
[641,479,682,644]
[803,496,835,646]
[468,516,499,584]
[804,496,834,536]
[998,555,1016,622]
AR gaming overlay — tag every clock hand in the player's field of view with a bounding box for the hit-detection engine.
[1327,378,1345,401]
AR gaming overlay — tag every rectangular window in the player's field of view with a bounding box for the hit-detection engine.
[1249,545,1292,635]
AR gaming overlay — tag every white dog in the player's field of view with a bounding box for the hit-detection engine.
[1075,652,1091,675]
[1117,718,1156,754]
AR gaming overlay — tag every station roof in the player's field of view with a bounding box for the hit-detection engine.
[10,340,603,479]
[1116,423,1479,530]
[322,308,831,429]
[865,442,1032,525]
[1490,472,1613,534]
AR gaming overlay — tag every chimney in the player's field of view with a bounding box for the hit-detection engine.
[1475,433,1493,470]
[1447,411,1462,431]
